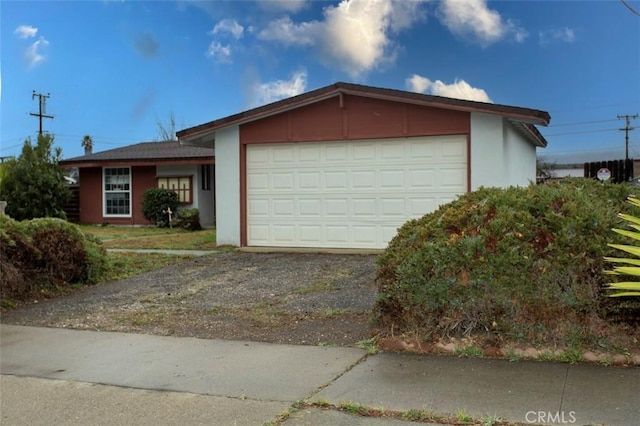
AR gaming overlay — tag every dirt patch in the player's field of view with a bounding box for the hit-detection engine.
[1,252,379,346]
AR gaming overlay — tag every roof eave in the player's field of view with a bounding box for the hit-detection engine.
[176,82,551,142]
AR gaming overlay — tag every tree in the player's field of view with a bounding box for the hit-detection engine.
[81,135,93,153]
[0,134,70,221]
[156,111,177,141]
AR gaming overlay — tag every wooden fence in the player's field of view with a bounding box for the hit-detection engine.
[64,185,80,223]
[583,159,634,183]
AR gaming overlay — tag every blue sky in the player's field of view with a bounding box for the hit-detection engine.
[1,0,639,163]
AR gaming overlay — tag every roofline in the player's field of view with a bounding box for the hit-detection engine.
[177,82,551,143]
[59,157,214,168]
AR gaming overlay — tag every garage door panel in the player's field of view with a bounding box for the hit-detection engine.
[409,141,437,159]
[248,199,269,216]
[442,140,467,157]
[298,172,321,189]
[248,173,269,190]
[299,145,321,162]
[380,170,404,188]
[380,198,406,216]
[273,147,295,163]
[381,143,404,160]
[299,199,321,216]
[353,226,376,244]
[353,171,376,189]
[409,169,435,188]
[326,144,348,161]
[273,199,295,216]
[440,166,467,188]
[247,136,466,248]
[325,171,348,189]
[272,225,295,243]
[353,199,377,217]
[325,199,349,216]
[299,225,322,242]
[326,226,349,244]
[353,143,376,160]
[248,224,270,243]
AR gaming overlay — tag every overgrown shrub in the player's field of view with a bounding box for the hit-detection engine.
[374,178,640,347]
[0,214,107,302]
[175,208,202,231]
[0,134,70,221]
[142,188,179,227]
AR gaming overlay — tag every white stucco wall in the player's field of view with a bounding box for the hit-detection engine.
[214,125,240,245]
[470,112,505,190]
[156,164,215,227]
[470,112,538,189]
[503,121,537,186]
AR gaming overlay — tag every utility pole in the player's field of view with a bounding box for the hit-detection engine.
[29,91,54,136]
[618,113,638,161]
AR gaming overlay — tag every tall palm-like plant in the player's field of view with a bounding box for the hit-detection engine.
[604,196,640,297]
[81,135,93,154]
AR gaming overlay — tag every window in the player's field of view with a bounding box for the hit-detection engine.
[201,164,212,191]
[158,176,192,204]
[104,167,131,216]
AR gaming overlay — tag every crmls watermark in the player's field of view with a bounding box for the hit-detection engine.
[525,411,577,424]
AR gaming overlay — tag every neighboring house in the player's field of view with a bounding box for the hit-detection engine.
[177,82,550,249]
[59,141,215,226]
[553,164,585,179]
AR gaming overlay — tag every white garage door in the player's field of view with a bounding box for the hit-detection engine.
[246,136,467,249]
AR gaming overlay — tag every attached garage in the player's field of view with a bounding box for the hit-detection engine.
[177,82,550,250]
[246,136,466,248]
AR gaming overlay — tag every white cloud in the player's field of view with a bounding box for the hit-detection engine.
[539,27,576,45]
[406,74,492,103]
[258,0,426,78]
[248,70,307,108]
[25,37,49,68]
[211,18,244,39]
[14,25,38,39]
[438,0,527,46]
[206,41,232,63]
[258,16,319,45]
[259,0,308,13]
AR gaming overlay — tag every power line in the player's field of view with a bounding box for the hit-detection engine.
[621,0,640,16]
[543,128,620,137]
[548,118,619,128]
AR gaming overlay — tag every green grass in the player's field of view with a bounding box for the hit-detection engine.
[456,345,484,358]
[79,225,216,250]
[356,337,379,354]
[102,252,191,282]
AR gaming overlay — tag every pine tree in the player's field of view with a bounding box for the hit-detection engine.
[0,134,70,220]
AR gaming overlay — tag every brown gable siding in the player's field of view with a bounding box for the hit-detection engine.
[239,94,469,144]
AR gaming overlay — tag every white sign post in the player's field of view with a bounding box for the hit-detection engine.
[597,168,611,181]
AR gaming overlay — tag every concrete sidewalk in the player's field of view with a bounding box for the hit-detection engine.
[1,325,638,425]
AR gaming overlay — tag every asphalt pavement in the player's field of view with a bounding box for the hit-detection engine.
[1,325,638,425]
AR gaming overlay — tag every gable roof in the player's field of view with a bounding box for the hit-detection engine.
[177,81,551,147]
[59,140,214,168]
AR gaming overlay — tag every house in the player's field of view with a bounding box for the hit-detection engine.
[59,141,215,226]
[177,82,550,249]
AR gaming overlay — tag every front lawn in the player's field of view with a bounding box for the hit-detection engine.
[79,225,216,250]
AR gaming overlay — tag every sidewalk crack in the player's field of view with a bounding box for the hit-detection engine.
[558,364,570,413]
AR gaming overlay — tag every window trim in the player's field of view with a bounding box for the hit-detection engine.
[103,166,132,218]
[157,175,193,204]
[201,164,212,191]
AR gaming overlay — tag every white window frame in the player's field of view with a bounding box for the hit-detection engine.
[103,167,132,217]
